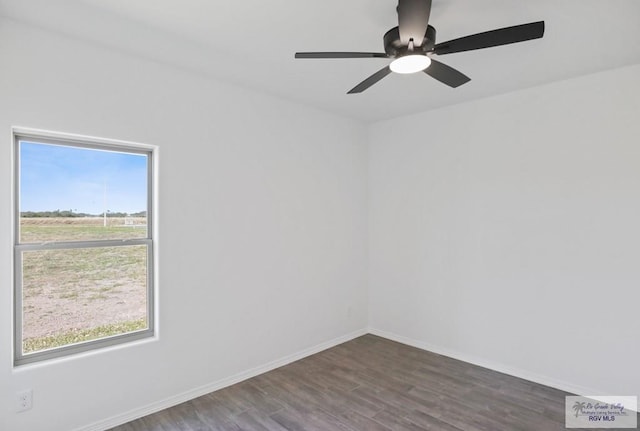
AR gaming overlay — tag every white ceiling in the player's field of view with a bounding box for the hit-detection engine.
[2,0,640,122]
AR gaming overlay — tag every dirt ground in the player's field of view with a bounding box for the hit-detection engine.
[22,273,147,340]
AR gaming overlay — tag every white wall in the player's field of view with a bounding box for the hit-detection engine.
[0,19,368,431]
[369,64,640,398]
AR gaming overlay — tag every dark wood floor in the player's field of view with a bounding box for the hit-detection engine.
[111,335,633,430]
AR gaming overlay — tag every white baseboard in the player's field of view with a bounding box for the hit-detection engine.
[76,328,368,431]
[368,327,639,413]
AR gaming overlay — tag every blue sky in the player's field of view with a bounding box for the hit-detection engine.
[20,141,148,215]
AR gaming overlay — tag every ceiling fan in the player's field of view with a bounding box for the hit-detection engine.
[295,0,545,94]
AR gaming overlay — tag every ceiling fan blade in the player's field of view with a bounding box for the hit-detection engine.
[424,59,470,88]
[295,52,388,59]
[397,0,432,46]
[433,21,545,55]
[348,66,392,94]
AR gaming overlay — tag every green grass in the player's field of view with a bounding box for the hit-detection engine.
[20,222,147,243]
[22,246,147,298]
[23,319,147,353]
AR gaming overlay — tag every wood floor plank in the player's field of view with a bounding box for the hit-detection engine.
[328,410,392,431]
[110,335,596,431]
[371,409,429,431]
[232,409,288,431]
[270,405,353,431]
[227,382,285,415]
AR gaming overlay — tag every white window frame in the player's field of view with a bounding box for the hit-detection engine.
[13,128,156,366]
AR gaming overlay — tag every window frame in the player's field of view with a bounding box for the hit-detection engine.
[13,128,156,366]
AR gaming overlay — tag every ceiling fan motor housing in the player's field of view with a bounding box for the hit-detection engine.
[384,25,436,57]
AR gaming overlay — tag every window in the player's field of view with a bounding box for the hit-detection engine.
[13,129,155,365]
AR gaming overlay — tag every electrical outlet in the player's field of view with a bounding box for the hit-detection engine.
[16,389,32,412]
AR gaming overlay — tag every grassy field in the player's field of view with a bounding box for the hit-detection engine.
[20,217,149,354]
[21,216,147,242]
[24,319,147,353]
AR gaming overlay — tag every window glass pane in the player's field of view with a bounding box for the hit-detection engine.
[19,141,148,243]
[21,245,148,355]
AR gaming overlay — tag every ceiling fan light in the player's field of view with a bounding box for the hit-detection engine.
[390,55,432,74]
